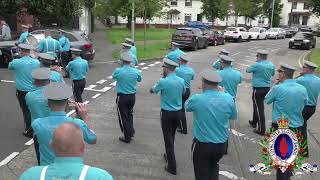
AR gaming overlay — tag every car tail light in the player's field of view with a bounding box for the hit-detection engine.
[83,43,93,49]
[184,36,192,40]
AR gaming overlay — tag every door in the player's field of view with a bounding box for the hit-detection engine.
[302,16,308,26]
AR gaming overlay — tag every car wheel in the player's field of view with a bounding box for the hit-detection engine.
[257,35,260,40]
[192,41,198,51]
[237,36,242,43]
[222,39,225,45]
[204,41,208,49]
[306,43,311,50]
[247,37,251,42]
[289,45,293,49]
[312,44,315,48]
[0,50,11,66]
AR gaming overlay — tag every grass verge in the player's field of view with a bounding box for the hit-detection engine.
[106,28,175,44]
[310,48,320,72]
[112,40,171,61]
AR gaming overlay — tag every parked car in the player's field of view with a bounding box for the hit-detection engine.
[171,27,208,51]
[312,26,320,37]
[202,29,225,46]
[284,27,298,38]
[224,27,251,42]
[0,41,19,65]
[266,28,286,39]
[289,32,316,50]
[248,27,267,40]
[29,29,95,61]
[300,26,313,33]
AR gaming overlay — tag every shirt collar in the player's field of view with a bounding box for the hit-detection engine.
[223,66,232,70]
[50,111,67,116]
[54,157,83,164]
[73,57,82,61]
[46,36,53,39]
[204,89,219,94]
[283,79,296,84]
[167,72,176,77]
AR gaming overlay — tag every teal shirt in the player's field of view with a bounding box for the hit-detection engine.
[246,60,275,88]
[165,48,186,64]
[37,36,62,58]
[296,74,320,106]
[25,88,50,122]
[8,56,40,92]
[151,73,185,111]
[265,79,308,128]
[130,46,137,57]
[18,31,29,44]
[218,67,242,97]
[212,58,222,70]
[19,157,113,180]
[112,64,142,94]
[32,111,97,165]
[186,89,237,143]
[67,57,89,80]
[175,64,195,88]
[50,70,64,83]
[130,52,138,66]
[58,35,71,52]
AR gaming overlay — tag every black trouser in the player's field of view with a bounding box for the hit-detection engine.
[302,105,316,155]
[161,109,180,171]
[192,138,227,180]
[72,79,86,102]
[16,90,32,131]
[116,94,136,140]
[179,88,190,133]
[252,87,270,134]
[60,51,70,68]
[272,123,304,180]
[33,135,40,165]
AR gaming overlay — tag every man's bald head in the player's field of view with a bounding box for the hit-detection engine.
[51,122,85,157]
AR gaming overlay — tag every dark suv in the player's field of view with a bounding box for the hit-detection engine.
[171,27,208,51]
[289,32,316,50]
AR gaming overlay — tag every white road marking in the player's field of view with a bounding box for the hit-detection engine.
[84,85,97,90]
[0,80,15,83]
[230,129,245,137]
[84,101,90,105]
[107,76,112,79]
[243,59,255,63]
[91,93,101,99]
[67,110,76,117]
[138,70,142,72]
[231,52,241,57]
[85,86,112,92]
[25,139,34,146]
[0,152,19,167]
[154,61,161,64]
[139,63,146,65]
[148,64,155,67]
[96,79,107,84]
[135,66,139,68]
[219,171,245,179]
[141,67,149,70]
[236,63,249,67]
[110,81,117,86]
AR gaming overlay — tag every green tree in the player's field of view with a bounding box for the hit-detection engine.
[201,0,229,26]
[261,0,283,27]
[308,0,320,15]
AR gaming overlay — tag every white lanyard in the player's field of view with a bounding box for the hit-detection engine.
[40,165,89,180]
[45,39,56,53]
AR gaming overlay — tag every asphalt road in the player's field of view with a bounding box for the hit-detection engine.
[1,34,319,179]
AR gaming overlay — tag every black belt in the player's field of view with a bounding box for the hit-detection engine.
[305,105,316,108]
[194,138,227,145]
[73,79,85,82]
[161,109,181,113]
[117,93,135,96]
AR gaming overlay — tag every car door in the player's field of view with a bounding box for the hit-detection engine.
[260,28,266,39]
[194,29,206,47]
[215,31,223,44]
[239,27,249,39]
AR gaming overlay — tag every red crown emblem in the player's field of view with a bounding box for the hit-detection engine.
[278,116,289,129]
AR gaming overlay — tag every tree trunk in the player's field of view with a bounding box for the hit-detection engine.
[144,6,147,51]
[115,16,118,24]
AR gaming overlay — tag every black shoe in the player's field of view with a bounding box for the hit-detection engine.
[119,136,131,143]
[164,165,177,175]
[177,129,187,134]
[163,153,167,162]
[22,129,33,138]
[253,129,264,136]
[249,120,257,128]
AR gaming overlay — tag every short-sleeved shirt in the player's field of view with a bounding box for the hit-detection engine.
[50,70,64,83]
[265,79,308,128]
[25,87,50,122]
[246,60,275,88]
[18,31,29,44]
[165,48,186,64]
[295,74,320,106]
[218,67,242,97]
[0,24,11,40]
[19,157,113,180]
[37,36,62,58]
[112,64,142,94]
[186,89,237,143]
[58,35,71,52]
[32,111,97,165]
[66,57,89,80]
[130,52,138,66]
[175,64,195,88]
[212,58,222,70]
[151,73,185,111]
[130,46,137,57]
[8,56,40,92]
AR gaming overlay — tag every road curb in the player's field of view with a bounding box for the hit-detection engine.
[298,50,312,68]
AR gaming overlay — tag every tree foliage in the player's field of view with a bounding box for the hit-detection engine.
[308,0,320,16]
[200,0,229,23]
[261,0,283,27]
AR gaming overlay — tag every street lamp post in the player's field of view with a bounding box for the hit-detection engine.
[131,1,135,41]
[270,0,275,28]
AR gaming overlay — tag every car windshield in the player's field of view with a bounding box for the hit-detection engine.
[294,33,307,39]
[267,28,278,32]
[174,29,192,35]
[226,27,237,31]
[249,28,260,32]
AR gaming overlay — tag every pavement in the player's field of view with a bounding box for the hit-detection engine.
[0,22,320,180]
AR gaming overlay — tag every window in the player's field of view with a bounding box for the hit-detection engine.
[292,1,297,9]
[170,0,177,6]
[65,33,77,42]
[303,3,309,10]
[184,14,191,22]
[185,0,192,7]
[292,15,299,24]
